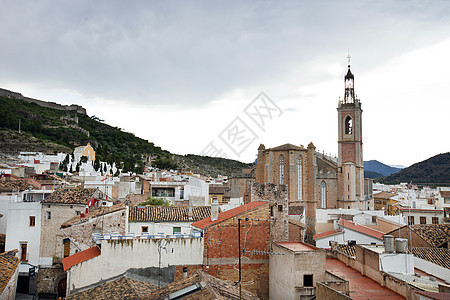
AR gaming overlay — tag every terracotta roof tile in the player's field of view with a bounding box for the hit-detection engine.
[42,186,97,205]
[313,229,342,240]
[61,203,126,228]
[63,246,100,271]
[0,250,20,294]
[408,224,450,248]
[67,276,157,300]
[129,206,211,222]
[191,201,268,229]
[339,219,385,240]
[0,179,32,191]
[409,247,450,269]
[288,219,306,229]
[144,271,259,300]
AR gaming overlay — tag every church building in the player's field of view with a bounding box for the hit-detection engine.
[254,63,373,244]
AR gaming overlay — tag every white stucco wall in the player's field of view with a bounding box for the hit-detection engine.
[128,221,193,236]
[5,202,41,267]
[315,233,345,248]
[379,253,414,275]
[67,237,204,292]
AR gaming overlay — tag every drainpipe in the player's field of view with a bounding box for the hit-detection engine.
[60,227,82,251]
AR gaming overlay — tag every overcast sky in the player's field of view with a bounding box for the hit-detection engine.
[1,1,449,167]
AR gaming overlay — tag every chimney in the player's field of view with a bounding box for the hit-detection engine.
[211,199,219,221]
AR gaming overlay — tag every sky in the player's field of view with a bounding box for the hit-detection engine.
[1,0,449,167]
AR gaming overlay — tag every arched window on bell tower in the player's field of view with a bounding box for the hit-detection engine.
[345,116,353,135]
[279,155,285,185]
[297,156,302,200]
[320,181,327,208]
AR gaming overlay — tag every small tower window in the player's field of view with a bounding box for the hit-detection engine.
[345,116,353,135]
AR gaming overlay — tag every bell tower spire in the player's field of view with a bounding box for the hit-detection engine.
[337,56,367,210]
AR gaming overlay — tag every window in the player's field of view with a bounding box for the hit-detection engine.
[76,211,81,215]
[278,205,283,212]
[141,226,149,233]
[20,243,27,261]
[320,181,327,208]
[46,211,51,220]
[444,197,450,204]
[173,227,181,234]
[63,239,70,258]
[270,206,274,217]
[297,157,303,200]
[408,216,414,225]
[345,116,353,134]
[420,216,426,224]
[279,155,285,185]
[304,274,313,287]
[29,216,35,227]
[180,189,184,200]
[432,217,439,224]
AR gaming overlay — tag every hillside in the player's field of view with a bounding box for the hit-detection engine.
[382,152,450,185]
[364,170,384,179]
[0,91,251,176]
[364,160,402,176]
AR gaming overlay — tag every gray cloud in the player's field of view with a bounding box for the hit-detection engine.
[1,0,449,106]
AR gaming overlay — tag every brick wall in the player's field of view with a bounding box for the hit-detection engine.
[202,203,270,299]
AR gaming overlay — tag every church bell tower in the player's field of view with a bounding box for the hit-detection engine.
[337,60,365,209]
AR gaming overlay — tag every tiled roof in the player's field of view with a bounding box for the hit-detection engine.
[408,224,450,248]
[129,206,211,222]
[415,291,450,300]
[66,276,157,300]
[61,203,126,228]
[409,247,450,269]
[0,179,32,191]
[339,219,385,240]
[0,250,20,294]
[63,246,100,271]
[313,229,342,240]
[373,191,397,199]
[144,271,259,300]
[267,143,305,151]
[191,201,268,230]
[335,244,356,257]
[42,186,97,204]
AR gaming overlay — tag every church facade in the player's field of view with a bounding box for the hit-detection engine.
[254,64,373,243]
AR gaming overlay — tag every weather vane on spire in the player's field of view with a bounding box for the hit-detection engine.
[347,50,351,66]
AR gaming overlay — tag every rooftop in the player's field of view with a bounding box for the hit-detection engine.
[0,250,20,295]
[66,276,157,300]
[339,219,385,240]
[374,191,398,199]
[0,179,33,192]
[191,201,268,230]
[63,246,101,271]
[388,224,450,248]
[275,241,318,252]
[313,229,341,240]
[42,186,97,205]
[326,258,404,299]
[409,247,450,269]
[129,205,211,222]
[267,143,306,151]
[61,203,126,228]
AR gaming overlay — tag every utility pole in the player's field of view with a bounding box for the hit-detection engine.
[238,218,241,300]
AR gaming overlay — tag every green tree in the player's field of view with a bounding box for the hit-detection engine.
[139,197,172,206]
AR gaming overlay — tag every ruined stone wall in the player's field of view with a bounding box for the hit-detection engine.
[63,208,127,256]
